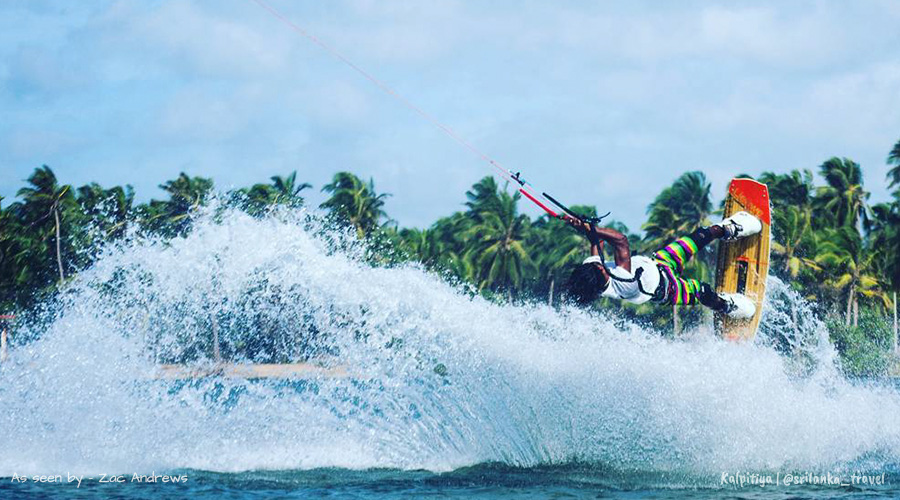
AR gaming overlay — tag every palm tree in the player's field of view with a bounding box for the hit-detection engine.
[887,137,900,189]
[16,166,73,284]
[463,186,532,301]
[398,227,439,267]
[76,183,135,239]
[270,171,312,205]
[758,170,818,280]
[160,173,214,215]
[868,202,900,283]
[0,197,29,309]
[642,171,713,251]
[320,172,390,238]
[427,212,474,281]
[240,172,311,216]
[869,200,900,345]
[816,226,888,326]
[641,205,681,253]
[770,205,819,279]
[814,157,869,229]
[238,183,276,216]
[642,172,712,332]
[465,176,502,217]
[759,169,814,209]
[139,173,214,237]
[530,208,595,305]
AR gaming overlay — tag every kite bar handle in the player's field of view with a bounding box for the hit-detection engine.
[542,192,610,224]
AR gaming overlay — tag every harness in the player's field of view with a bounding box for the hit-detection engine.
[583,220,669,302]
[600,262,669,302]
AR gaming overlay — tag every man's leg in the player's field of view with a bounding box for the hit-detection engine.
[652,225,725,274]
[653,225,728,309]
[659,273,727,311]
[695,281,730,311]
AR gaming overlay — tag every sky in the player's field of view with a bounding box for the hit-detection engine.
[1,0,899,231]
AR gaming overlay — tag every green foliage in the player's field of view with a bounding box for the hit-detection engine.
[236,171,311,217]
[869,201,900,291]
[15,166,76,283]
[528,209,592,305]
[640,171,714,331]
[827,309,894,378]
[815,226,887,324]
[760,170,818,281]
[760,169,814,208]
[462,181,532,300]
[77,182,135,239]
[3,139,900,376]
[887,137,900,189]
[137,173,214,237]
[642,171,712,252]
[814,157,869,229]
[320,172,390,238]
[0,197,33,310]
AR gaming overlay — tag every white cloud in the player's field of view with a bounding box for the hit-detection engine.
[803,62,900,141]
[686,77,779,131]
[3,129,81,161]
[157,87,244,143]
[302,80,373,127]
[2,0,900,225]
[696,5,829,65]
[80,0,293,80]
[335,0,467,63]
[5,44,85,94]
[530,2,880,69]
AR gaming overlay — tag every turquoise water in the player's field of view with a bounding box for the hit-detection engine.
[2,208,900,499]
[2,465,898,499]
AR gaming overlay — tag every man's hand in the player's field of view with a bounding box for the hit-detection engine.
[563,215,601,245]
[562,214,589,233]
[561,214,631,271]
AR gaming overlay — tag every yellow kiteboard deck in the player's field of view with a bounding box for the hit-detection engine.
[715,179,771,341]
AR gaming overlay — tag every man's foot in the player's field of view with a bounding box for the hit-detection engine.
[720,211,762,241]
[719,293,756,319]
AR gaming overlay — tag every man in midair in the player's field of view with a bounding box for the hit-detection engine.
[565,212,761,318]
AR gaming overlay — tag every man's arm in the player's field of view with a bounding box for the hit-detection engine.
[590,236,604,257]
[565,216,631,272]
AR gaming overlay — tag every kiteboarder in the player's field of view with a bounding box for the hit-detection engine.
[565,212,761,318]
[244,0,765,322]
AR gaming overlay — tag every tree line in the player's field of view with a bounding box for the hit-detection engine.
[1,137,899,375]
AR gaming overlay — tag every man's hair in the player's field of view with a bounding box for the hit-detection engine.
[567,263,606,305]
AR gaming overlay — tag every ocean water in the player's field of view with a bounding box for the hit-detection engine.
[2,465,897,499]
[1,207,899,499]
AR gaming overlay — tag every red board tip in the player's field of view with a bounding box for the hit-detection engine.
[728,179,771,225]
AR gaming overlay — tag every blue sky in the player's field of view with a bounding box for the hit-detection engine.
[2,0,899,230]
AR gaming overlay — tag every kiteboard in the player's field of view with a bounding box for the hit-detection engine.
[714,179,771,341]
